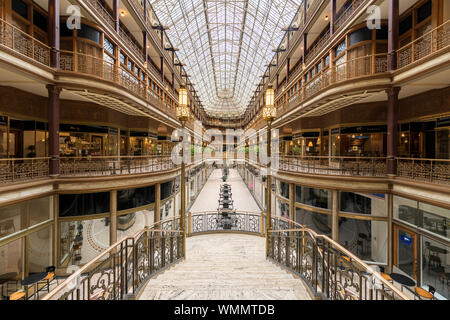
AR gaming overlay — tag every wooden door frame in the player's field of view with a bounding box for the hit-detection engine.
[393,224,419,280]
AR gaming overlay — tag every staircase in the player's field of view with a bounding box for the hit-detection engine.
[138,233,311,300]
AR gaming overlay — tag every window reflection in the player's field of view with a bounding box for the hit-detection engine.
[295,208,331,237]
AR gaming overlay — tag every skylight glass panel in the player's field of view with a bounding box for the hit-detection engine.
[150,0,303,118]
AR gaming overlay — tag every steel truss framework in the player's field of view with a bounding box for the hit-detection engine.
[150,0,303,119]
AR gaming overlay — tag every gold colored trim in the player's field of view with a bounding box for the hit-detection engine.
[338,212,388,222]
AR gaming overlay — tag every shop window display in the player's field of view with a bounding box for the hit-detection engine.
[295,208,332,237]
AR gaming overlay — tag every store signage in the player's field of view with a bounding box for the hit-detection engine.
[400,235,412,245]
[0,115,8,126]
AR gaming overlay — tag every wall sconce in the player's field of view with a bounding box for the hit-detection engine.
[324,15,329,21]
[308,141,313,147]
[120,10,126,17]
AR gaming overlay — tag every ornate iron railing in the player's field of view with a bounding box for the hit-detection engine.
[397,158,450,185]
[0,19,51,66]
[278,155,388,177]
[0,157,50,184]
[397,20,450,69]
[42,217,183,300]
[188,211,264,236]
[59,155,177,177]
[268,216,410,300]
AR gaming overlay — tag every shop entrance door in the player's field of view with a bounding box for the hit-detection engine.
[394,225,419,280]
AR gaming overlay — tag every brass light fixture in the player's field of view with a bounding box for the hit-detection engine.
[262,86,276,122]
[177,87,190,123]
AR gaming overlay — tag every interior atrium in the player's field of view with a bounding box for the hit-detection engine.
[0,0,449,303]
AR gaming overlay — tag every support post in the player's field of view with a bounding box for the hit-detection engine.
[330,0,336,35]
[47,85,61,176]
[155,183,161,226]
[180,123,186,257]
[48,0,60,68]
[332,190,339,241]
[265,122,272,257]
[386,87,400,175]
[110,190,117,245]
[388,0,399,71]
[113,0,120,33]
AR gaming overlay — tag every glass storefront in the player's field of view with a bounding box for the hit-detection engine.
[117,209,154,240]
[340,192,387,217]
[394,196,449,299]
[338,218,388,263]
[295,207,332,237]
[296,186,331,209]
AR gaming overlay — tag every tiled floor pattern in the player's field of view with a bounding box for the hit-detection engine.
[138,234,311,300]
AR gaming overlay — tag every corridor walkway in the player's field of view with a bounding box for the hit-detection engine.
[138,234,311,300]
[189,168,261,212]
[139,169,311,300]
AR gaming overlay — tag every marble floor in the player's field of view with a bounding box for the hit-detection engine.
[138,234,311,300]
[189,168,261,213]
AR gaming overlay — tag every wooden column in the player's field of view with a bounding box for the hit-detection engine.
[286,57,290,84]
[276,73,279,95]
[47,85,61,176]
[387,193,393,273]
[330,0,336,35]
[113,0,120,32]
[143,31,148,65]
[388,0,399,71]
[48,0,60,68]
[172,72,175,92]
[302,33,308,65]
[155,183,161,224]
[53,195,59,267]
[110,190,117,245]
[332,190,339,241]
[386,87,401,175]
[160,56,164,83]
[289,183,295,221]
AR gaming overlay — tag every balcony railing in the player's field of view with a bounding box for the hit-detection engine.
[397,20,450,69]
[0,157,50,184]
[279,155,388,177]
[334,0,366,32]
[188,211,264,236]
[60,155,177,177]
[0,19,50,67]
[58,50,178,117]
[276,53,389,116]
[42,217,183,300]
[268,216,409,300]
[83,0,115,30]
[397,158,450,185]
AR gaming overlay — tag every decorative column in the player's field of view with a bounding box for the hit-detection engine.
[265,122,272,256]
[302,33,308,65]
[47,85,61,176]
[286,57,290,84]
[332,189,339,241]
[160,57,165,83]
[48,0,60,68]
[154,183,161,225]
[110,190,117,245]
[388,0,399,71]
[387,193,393,273]
[386,87,400,175]
[143,31,148,65]
[330,0,336,35]
[289,183,295,221]
[113,0,120,33]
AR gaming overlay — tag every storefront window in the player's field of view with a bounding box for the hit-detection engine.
[117,186,155,211]
[295,208,331,237]
[59,192,110,217]
[59,218,110,265]
[276,180,290,199]
[161,180,175,200]
[422,236,449,299]
[60,124,111,157]
[340,192,386,216]
[338,218,387,263]
[117,209,154,240]
[276,199,289,219]
[0,196,53,239]
[28,226,52,273]
[296,186,331,209]
[0,238,23,279]
[394,196,449,240]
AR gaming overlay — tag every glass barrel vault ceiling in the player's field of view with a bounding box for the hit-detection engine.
[149,0,303,119]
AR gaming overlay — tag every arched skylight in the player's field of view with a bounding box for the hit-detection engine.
[150,0,303,119]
